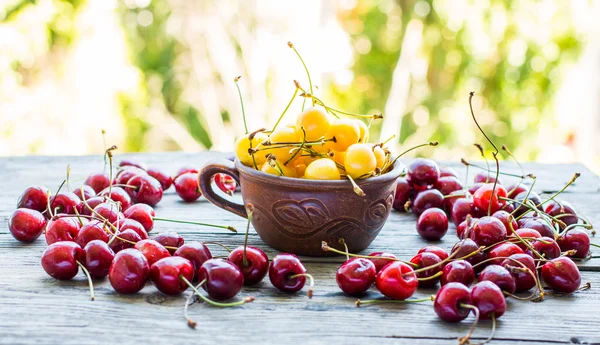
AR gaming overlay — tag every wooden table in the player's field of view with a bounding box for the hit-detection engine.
[1,152,600,345]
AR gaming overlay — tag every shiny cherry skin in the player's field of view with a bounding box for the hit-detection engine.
[473,172,502,185]
[94,202,124,224]
[81,196,104,216]
[501,254,536,292]
[46,217,81,244]
[150,256,194,295]
[335,258,377,295]
[175,166,198,178]
[115,166,147,186]
[439,166,459,178]
[416,208,448,241]
[412,189,444,216]
[492,210,518,235]
[84,173,111,194]
[407,158,440,187]
[50,192,83,215]
[478,265,516,294]
[41,241,84,280]
[135,239,170,267]
[472,183,507,214]
[198,259,244,300]
[451,239,487,269]
[392,178,412,212]
[441,260,475,286]
[468,216,507,247]
[17,186,50,213]
[506,183,527,199]
[544,200,578,228]
[375,261,418,300]
[526,236,561,260]
[512,191,542,216]
[82,240,115,279]
[444,191,467,214]
[228,246,269,286]
[108,248,150,294]
[174,241,212,280]
[147,167,173,191]
[510,228,541,251]
[214,173,236,194]
[8,208,46,242]
[487,242,524,265]
[451,198,475,227]
[518,217,555,238]
[123,203,155,233]
[117,218,148,240]
[126,175,163,207]
[471,280,506,319]
[368,252,398,272]
[417,246,449,261]
[101,187,132,211]
[269,254,308,294]
[558,229,590,259]
[174,172,202,202]
[434,176,463,196]
[541,257,581,293]
[410,252,442,287]
[153,232,184,254]
[74,185,96,201]
[75,220,109,247]
[109,229,142,252]
[433,282,472,322]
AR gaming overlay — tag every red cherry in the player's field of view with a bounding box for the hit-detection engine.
[511,228,541,251]
[444,191,467,214]
[441,260,475,286]
[75,220,109,247]
[367,252,398,273]
[175,166,199,178]
[335,258,376,296]
[174,172,202,202]
[228,246,269,286]
[74,185,96,201]
[434,176,463,196]
[41,241,84,280]
[126,175,163,207]
[135,239,170,266]
[412,189,444,216]
[123,203,155,233]
[417,246,449,261]
[81,196,104,216]
[197,259,244,300]
[557,229,590,259]
[46,217,81,244]
[468,216,507,247]
[544,200,578,228]
[451,198,475,226]
[119,159,147,170]
[517,217,555,238]
[147,167,173,191]
[117,218,148,240]
[472,183,507,214]
[541,257,581,293]
[468,182,484,195]
[50,192,83,215]
[375,261,418,300]
[487,242,524,265]
[474,171,502,185]
[109,229,142,252]
[84,173,111,194]
[500,254,536,292]
[214,173,236,194]
[392,178,412,212]
[150,256,194,295]
[82,240,115,279]
[94,202,124,224]
[115,166,147,186]
[410,252,442,287]
[526,236,561,260]
[8,208,46,242]
[506,183,527,199]
[269,254,309,294]
[456,217,477,239]
[108,248,149,294]
[470,280,506,319]
[434,282,472,322]
[153,232,184,254]
[478,264,516,294]
[17,186,50,213]
[451,239,487,269]
[439,167,459,178]
[416,208,448,241]
[174,242,212,280]
[101,187,132,211]
[407,158,440,186]
[492,210,517,235]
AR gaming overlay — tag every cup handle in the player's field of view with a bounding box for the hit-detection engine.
[199,159,247,219]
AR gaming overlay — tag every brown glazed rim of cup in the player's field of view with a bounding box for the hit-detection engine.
[234,157,405,190]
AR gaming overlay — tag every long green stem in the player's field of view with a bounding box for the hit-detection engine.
[153,217,237,233]
[271,86,299,133]
[538,173,580,208]
[288,42,314,106]
[182,277,253,307]
[243,204,254,266]
[234,76,248,134]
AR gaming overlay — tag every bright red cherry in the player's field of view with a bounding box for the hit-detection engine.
[375,261,418,300]
[115,166,147,186]
[478,265,516,294]
[46,217,81,244]
[126,175,163,207]
[472,183,507,214]
[468,182,484,195]
[500,254,536,292]
[117,218,148,240]
[416,208,448,241]
[101,187,132,211]
[541,257,581,293]
[174,172,202,202]
[108,248,149,294]
[94,202,124,224]
[74,185,96,201]
[17,186,50,213]
[434,176,463,196]
[75,220,109,247]
[410,252,442,287]
[174,242,213,280]
[84,173,111,194]
[175,166,198,178]
[335,258,376,295]
[557,229,590,259]
[526,236,560,260]
[470,281,506,319]
[41,241,84,280]
[82,240,115,279]
[367,252,397,273]
[119,159,147,170]
[197,259,244,300]
[451,239,487,269]
[147,167,173,191]
[417,246,449,261]
[392,178,412,212]
[492,210,517,235]
[441,260,475,286]
[123,203,155,233]
[474,171,502,185]
[439,166,459,178]
[510,228,541,251]
[50,192,83,215]
[153,232,184,254]
[468,216,507,247]
[228,246,269,286]
[135,239,170,266]
[444,191,467,214]
[412,189,444,216]
[456,217,477,239]
[487,242,524,265]
[269,254,310,294]
[451,198,475,227]
[544,200,578,228]
[150,256,194,295]
[8,208,46,242]
[109,229,142,253]
[517,217,555,238]
[407,158,440,187]
[434,282,472,322]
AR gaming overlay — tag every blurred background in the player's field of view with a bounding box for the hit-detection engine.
[1,0,599,172]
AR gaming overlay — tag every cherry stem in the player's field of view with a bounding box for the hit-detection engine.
[384,142,439,174]
[460,158,530,179]
[590,243,600,249]
[289,273,314,299]
[356,296,433,307]
[473,143,490,182]
[339,238,350,261]
[79,186,122,245]
[538,173,581,208]
[346,175,366,197]
[271,84,299,133]
[98,184,137,194]
[509,222,546,260]
[284,127,307,166]
[183,281,202,329]
[76,261,95,301]
[181,276,254,307]
[66,165,72,192]
[473,255,541,300]
[47,180,67,218]
[499,196,565,230]
[509,176,538,220]
[458,303,480,345]
[202,242,232,253]
[288,42,314,107]
[416,271,443,282]
[101,129,108,174]
[153,217,237,233]
[410,243,485,276]
[105,145,117,198]
[321,241,418,268]
[243,204,254,266]
[233,76,248,134]
[502,144,526,189]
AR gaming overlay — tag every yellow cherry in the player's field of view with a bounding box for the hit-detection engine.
[331,150,346,166]
[261,159,297,177]
[326,119,360,152]
[235,132,269,167]
[344,143,377,179]
[264,127,299,163]
[304,158,340,180]
[295,106,331,141]
[295,163,307,177]
[373,146,386,169]
[355,120,369,143]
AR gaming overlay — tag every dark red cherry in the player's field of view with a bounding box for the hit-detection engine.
[451,239,487,269]
[135,239,170,267]
[147,167,173,191]
[468,182,484,195]
[115,166,147,186]
[439,167,459,178]
[412,189,444,216]
[117,218,148,240]
[119,159,147,170]
[392,178,412,212]
[8,208,46,242]
[85,173,111,194]
[474,171,502,185]
[470,280,506,319]
[441,260,475,286]
[417,246,449,261]
[83,240,115,279]
[214,173,236,194]
[375,261,418,300]
[228,246,269,286]
[444,191,467,214]
[17,186,50,213]
[410,252,442,287]
[512,191,542,216]
[335,258,376,295]
[472,183,507,214]
[367,252,397,272]
[81,196,104,216]
[468,216,507,247]
[456,217,477,239]
[153,232,184,254]
[451,198,475,226]
[123,203,155,233]
[101,187,132,211]
[487,242,524,265]
[541,257,581,293]
[407,158,440,187]
[150,256,194,295]
[126,175,163,207]
[526,236,560,260]
[501,202,516,213]
[544,200,578,228]
[174,241,213,280]
[197,259,244,300]
[74,185,96,201]
[478,265,516,294]
[511,228,541,251]
[434,176,463,196]
[416,208,448,241]
[41,241,84,280]
[557,229,590,259]
[94,202,124,224]
[174,172,202,202]
[75,220,109,247]
[517,217,555,238]
[506,183,527,199]
[434,282,472,322]
[500,254,536,292]
[108,248,150,294]
[175,166,199,178]
[50,192,83,215]
[492,210,517,235]
[269,254,308,294]
[46,217,81,244]
[109,229,142,253]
